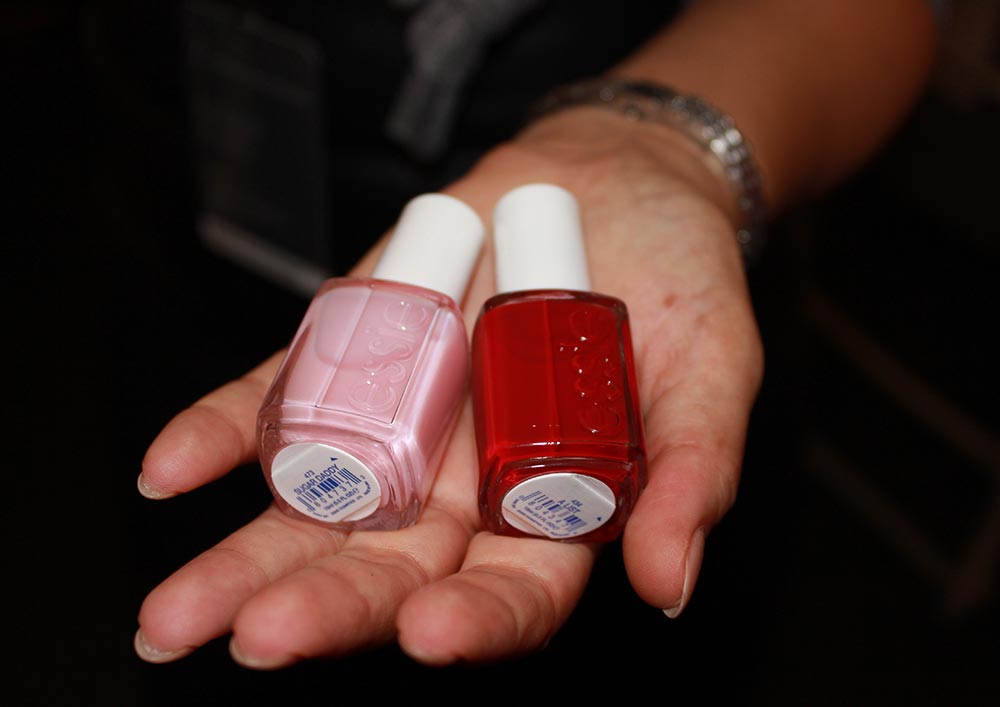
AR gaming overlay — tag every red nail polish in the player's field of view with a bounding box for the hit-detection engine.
[472,184,647,542]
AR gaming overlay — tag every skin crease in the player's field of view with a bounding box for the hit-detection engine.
[135,0,938,669]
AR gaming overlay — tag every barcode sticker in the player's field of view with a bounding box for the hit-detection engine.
[271,443,381,523]
[502,473,615,539]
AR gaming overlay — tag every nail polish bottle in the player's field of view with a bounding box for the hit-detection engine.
[257,193,484,530]
[472,183,647,542]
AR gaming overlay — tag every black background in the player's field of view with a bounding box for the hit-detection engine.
[6,2,999,704]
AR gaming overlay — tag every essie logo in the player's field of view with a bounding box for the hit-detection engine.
[568,308,611,345]
[566,307,622,436]
[347,299,431,415]
[381,298,431,331]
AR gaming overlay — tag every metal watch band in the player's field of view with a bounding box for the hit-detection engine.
[530,78,767,264]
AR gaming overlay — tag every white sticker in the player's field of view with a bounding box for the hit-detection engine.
[501,473,616,539]
[271,443,381,523]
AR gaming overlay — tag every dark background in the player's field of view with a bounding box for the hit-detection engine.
[6,1,1000,704]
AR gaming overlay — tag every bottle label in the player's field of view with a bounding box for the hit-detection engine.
[501,473,616,539]
[271,443,381,523]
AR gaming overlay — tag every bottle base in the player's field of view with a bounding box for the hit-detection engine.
[275,498,423,532]
[479,457,642,543]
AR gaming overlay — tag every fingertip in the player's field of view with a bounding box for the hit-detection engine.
[228,582,316,666]
[133,628,194,664]
[397,535,594,665]
[398,638,462,668]
[136,549,256,661]
[229,635,297,671]
[663,526,705,618]
[396,583,482,666]
[621,487,708,613]
[136,470,178,500]
[621,521,686,609]
[139,403,251,495]
[139,417,203,497]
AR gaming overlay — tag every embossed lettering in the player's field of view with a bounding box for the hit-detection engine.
[347,299,432,416]
[562,306,623,436]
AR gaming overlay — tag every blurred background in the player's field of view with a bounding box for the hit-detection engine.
[6,1,999,704]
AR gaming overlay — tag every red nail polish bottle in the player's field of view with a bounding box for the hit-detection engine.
[472,183,647,542]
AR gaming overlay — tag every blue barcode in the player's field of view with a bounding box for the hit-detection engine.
[297,466,365,512]
[321,469,362,496]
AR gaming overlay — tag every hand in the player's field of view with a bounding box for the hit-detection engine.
[134,107,764,668]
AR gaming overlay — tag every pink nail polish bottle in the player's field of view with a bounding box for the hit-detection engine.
[472,184,647,542]
[257,193,484,530]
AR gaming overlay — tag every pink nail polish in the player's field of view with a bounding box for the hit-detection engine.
[472,184,647,542]
[257,194,484,530]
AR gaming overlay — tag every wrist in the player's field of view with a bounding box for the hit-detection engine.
[522,78,767,264]
[514,106,743,234]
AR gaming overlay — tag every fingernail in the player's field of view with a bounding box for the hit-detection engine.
[229,637,294,671]
[133,629,193,663]
[137,472,176,500]
[663,527,706,619]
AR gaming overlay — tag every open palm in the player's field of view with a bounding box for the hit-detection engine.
[135,109,764,669]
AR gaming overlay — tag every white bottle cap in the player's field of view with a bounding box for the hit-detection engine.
[372,193,485,305]
[492,183,592,294]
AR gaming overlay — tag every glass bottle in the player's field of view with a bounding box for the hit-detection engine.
[258,193,484,530]
[472,183,647,542]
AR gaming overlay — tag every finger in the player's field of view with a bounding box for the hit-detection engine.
[395,533,598,665]
[227,504,475,669]
[623,304,763,617]
[137,404,480,668]
[137,351,284,499]
[134,504,346,663]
